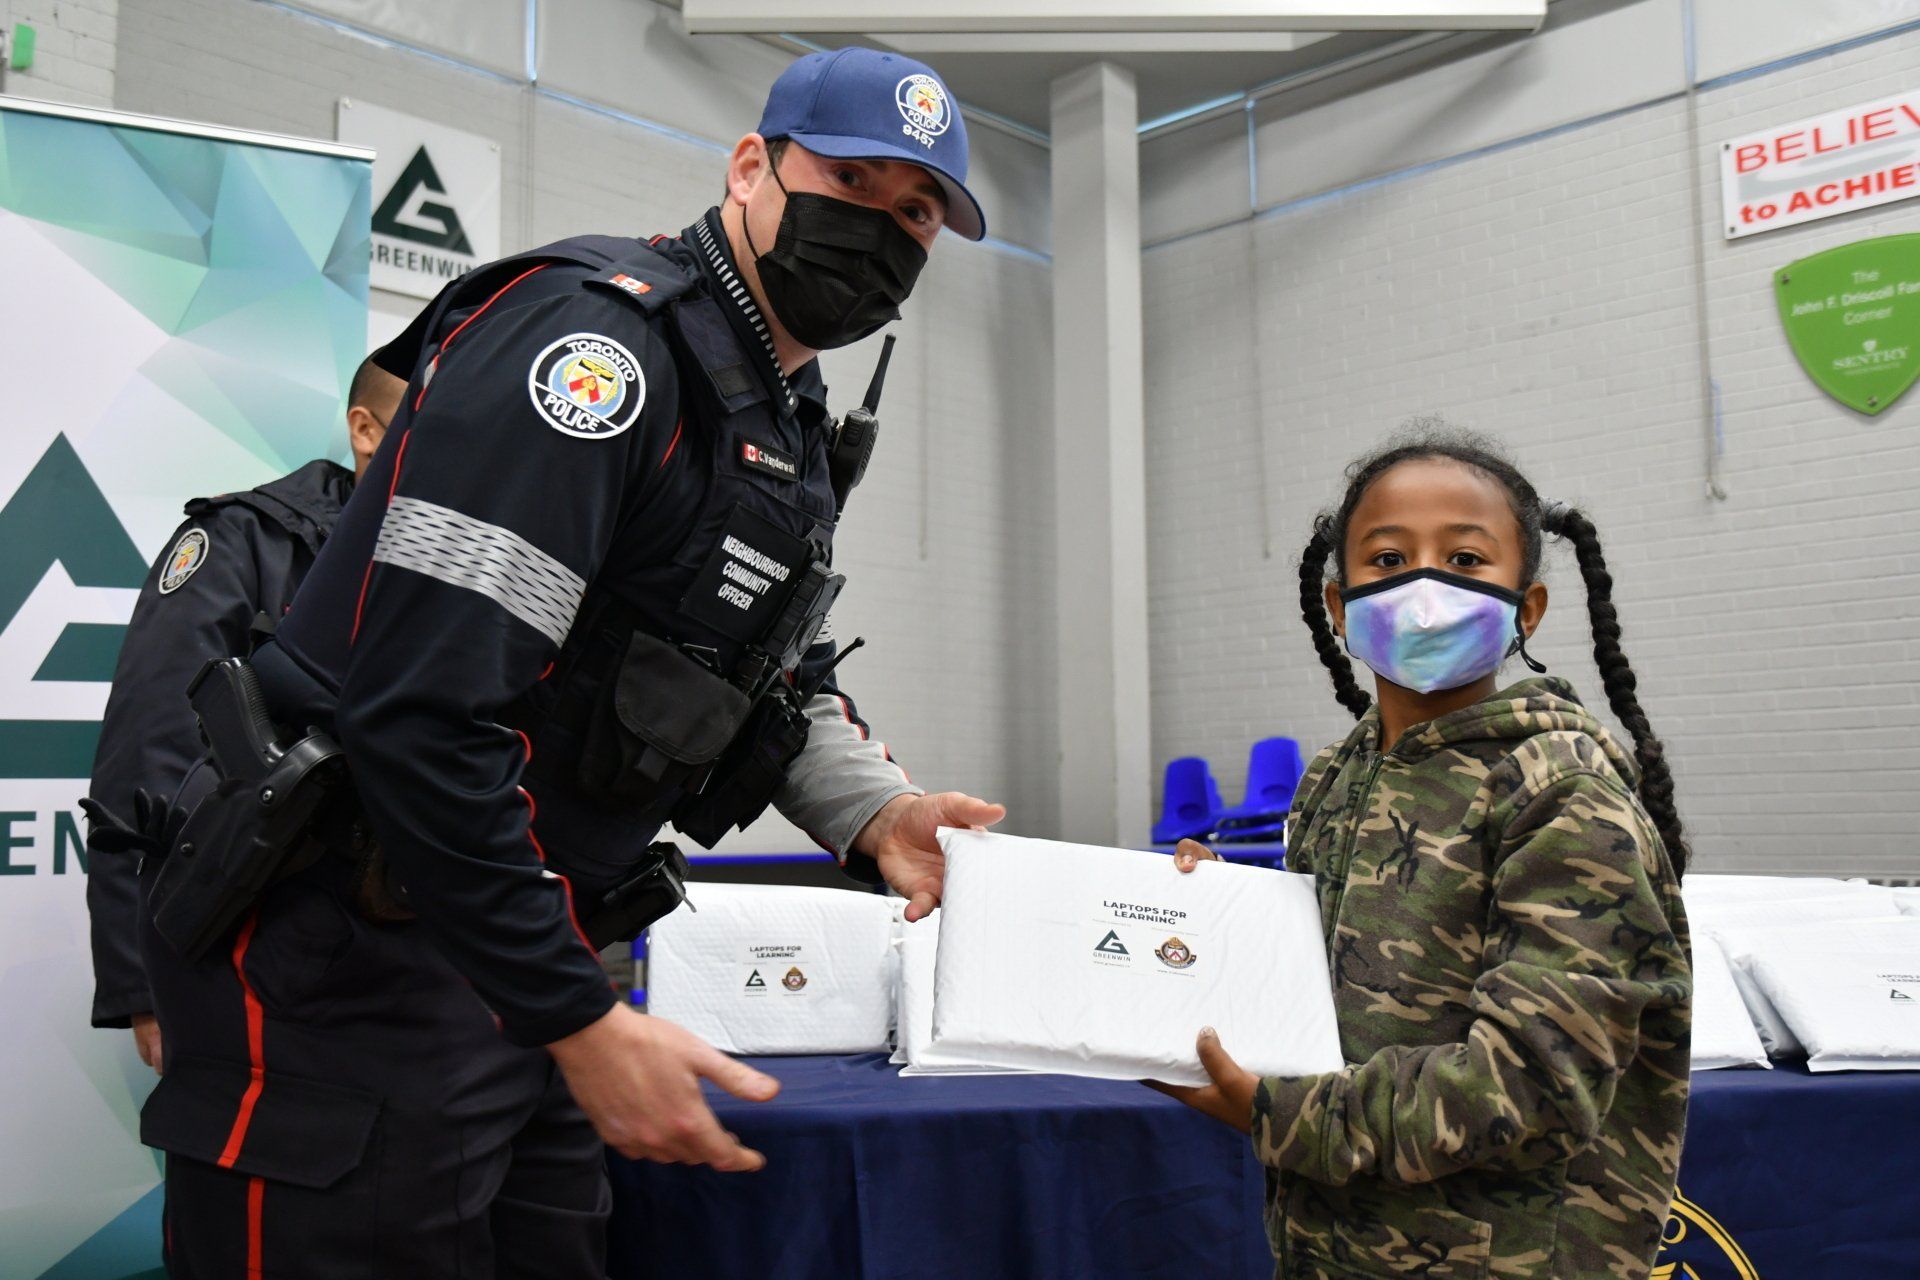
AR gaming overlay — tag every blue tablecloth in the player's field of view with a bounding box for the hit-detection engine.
[607,1056,1920,1280]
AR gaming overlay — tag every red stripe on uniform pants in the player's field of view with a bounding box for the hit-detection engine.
[217,911,267,1167]
[213,911,268,1276]
[246,1176,265,1279]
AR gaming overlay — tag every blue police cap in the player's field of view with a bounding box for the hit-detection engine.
[758,48,986,241]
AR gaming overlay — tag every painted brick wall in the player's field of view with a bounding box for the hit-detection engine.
[1144,30,1920,878]
[111,0,1060,845]
[0,0,116,106]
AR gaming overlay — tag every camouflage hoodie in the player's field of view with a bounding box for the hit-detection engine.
[1252,677,1690,1280]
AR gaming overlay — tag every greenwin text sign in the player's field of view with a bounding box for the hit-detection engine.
[1775,234,1920,416]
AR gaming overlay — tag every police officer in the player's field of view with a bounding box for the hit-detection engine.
[84,354,405,1073]
[136,48,1006,1277]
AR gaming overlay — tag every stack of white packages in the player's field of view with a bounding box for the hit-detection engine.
[1687,932,1768,1071]
[891,911,1026,1076]
[1686,881,1901,1057]
[647,883,897,1055]
[929,830,1343,1086]
[1739,917,1920,1072]
[1682,873,1884,907]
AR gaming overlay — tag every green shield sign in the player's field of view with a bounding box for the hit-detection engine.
[1775,234,1920,416]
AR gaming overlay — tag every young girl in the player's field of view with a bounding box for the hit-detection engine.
[1164,428,1691,1280]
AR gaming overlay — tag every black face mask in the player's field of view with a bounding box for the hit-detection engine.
[746,164,928,351]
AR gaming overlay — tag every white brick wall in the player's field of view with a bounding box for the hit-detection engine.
[1145,30,1920,878]
[110,0,1060,843]
[0,0,117,106]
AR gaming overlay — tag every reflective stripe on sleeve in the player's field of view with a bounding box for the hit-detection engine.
[372,495,585,646]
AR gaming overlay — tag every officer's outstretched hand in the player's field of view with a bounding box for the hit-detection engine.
[854,792,1007,922]
[548,1004,780,1171]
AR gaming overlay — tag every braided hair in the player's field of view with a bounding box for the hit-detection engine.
[1299,422,1690,874]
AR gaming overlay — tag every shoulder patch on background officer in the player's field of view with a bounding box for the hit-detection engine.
[158,528,209,594]
[527,332,646,439]
[609,273,651,296]
[740,439,798,482]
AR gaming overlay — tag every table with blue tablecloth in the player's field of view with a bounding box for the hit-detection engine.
[607,1054,1920,1280]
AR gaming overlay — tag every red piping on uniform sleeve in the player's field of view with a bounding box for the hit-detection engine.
[659,419,684,469]
[414,262,554,412]
[350,429,411,646]
[520,784,608,969]
[217,911,267,1170]
[800,823,844,864]
[833,695,912,785]
[834,696,869,742]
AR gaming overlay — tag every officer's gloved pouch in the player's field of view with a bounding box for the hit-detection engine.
[576,632,752,804]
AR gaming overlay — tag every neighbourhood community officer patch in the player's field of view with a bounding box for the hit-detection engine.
[158,527,209,594]
[527,332,645,439]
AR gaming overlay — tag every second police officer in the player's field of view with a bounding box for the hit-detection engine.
[138,48,1006,1277]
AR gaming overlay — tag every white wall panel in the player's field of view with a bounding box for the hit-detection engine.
[1695,0,1919,83]
[1141,109,1249,245]
[1251,0,1687,210]
[279,0,528,77]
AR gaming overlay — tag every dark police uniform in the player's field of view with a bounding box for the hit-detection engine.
[136,210,918,1278]
[87,460,353,1030]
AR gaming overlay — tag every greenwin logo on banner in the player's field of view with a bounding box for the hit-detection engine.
[1775,233,1920,416]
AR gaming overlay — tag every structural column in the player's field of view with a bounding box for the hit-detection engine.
[1050,61,1150,847]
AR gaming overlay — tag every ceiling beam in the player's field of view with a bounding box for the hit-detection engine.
[684,1,1547,35]
[882,32,1334,53]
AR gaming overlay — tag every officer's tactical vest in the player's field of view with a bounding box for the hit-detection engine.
[422,235,847,847]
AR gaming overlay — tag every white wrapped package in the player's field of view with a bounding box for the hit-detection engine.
[899,912,1027,1076]
[646,883,896,1055]
[1741,917,1920,1072]
[1698,895,1894,1055]
[1688,933,1769,1071]
[1692,892,1903,1056]
[929,830,1343,1086]
[894,911,1028,1076]
[1682,874,1882,907]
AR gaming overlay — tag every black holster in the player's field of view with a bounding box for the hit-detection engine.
[575,841,691,950]
[147,660,346,960]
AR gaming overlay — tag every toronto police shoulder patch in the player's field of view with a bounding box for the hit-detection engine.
[158,527,209,595]
[527,331,645,439]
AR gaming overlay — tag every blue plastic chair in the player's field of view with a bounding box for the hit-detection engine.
[1152,757,1224,845]
[1213,737,1305,838]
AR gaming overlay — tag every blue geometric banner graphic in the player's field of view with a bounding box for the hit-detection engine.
[0,99,369,1280]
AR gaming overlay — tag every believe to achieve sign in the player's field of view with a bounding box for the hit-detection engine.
[1775,234,1920,417]
[1723,90,1920,239]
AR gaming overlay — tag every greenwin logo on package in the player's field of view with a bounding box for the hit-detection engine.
[1776,233,1920,415]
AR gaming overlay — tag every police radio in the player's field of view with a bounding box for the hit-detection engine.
[828,334,893,510]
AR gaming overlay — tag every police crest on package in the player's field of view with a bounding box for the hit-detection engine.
[1155,937,1196,970]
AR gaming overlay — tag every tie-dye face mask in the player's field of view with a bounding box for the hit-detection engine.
[1338,568,1532,695]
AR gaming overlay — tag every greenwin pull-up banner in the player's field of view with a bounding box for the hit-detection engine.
[0,96,369,1280]
[1775,233,1920,416]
